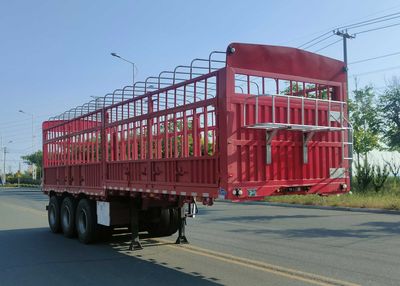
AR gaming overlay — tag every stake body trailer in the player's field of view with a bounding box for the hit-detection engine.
[42,43,352,245]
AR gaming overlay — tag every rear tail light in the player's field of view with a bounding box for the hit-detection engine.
[232,188,243,197]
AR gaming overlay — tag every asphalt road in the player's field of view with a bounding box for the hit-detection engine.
[0,188,399,286]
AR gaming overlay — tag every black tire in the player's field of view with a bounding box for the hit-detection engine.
[75,198,97,244]
[61,197,77,238]
[97,225,113,242]
[147,208,179,237]
[166,208,179,236]
[147,208,170,237]
[48,195,61,233]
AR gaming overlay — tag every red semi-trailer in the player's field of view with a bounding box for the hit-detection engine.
[42,43,352,248]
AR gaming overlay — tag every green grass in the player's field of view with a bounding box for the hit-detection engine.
[265,192,400,211]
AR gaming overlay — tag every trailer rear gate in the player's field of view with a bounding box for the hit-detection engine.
[43,43,351,204]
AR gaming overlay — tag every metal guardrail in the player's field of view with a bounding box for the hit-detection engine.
[243,93,348,129]
[48,51,227,122]
[242,93,353,165]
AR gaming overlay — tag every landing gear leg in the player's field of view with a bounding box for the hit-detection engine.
[175,207,189,244]
[129,203,143,251]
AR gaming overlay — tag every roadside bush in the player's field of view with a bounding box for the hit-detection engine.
[6,176,41,185]
[353,161,393,193]
[354,161,374,192]
[382,177,400,194]
[372,165,390,192]
[0,183,40,188]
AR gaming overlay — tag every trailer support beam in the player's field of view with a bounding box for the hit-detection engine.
[175,207,189,244]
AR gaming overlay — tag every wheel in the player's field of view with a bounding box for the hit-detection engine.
[97,225,113,242]
[147,208,170,237]
[48,195,61,233]
[147,208,179,237]
[166,208,179,236]
[75,198,96,244]
[61,197,77,238]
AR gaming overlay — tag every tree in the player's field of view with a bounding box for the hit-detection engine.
[348,85,381,166]
[379,77,400,151]
[21,150,43,179]
[348,84,381,192]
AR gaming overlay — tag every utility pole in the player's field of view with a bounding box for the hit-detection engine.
[18,161,21,188]
[3,147,7,185]
[334,29,355,185]
[0,135,2,184]
[1,140,12,185]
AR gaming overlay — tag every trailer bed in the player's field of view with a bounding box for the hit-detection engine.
[43,43,352,204]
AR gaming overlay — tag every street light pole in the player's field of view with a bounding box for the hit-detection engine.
[18,110,36,180]
[18,161,21,188]
[18,110,34,151]
[2,140,12,185]
[110,53,136,93]
[0,135,2,183]
[2,147,6,185]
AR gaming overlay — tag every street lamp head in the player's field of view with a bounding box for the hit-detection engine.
[110,53,135,86]
[18,110,24,113]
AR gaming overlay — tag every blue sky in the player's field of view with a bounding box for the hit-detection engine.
[1,0,400,172]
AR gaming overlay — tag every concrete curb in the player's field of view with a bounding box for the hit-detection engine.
[216,199,400,215]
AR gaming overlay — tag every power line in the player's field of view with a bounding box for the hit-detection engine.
[314,39,342,53]
[4,123,40,132]
[297,31,332,48]
[0,124,40,133]
[0,108,85,131]
[288,5,400,48]
[7,149,35,154]
[302,34,335,50]
[0,129,37,137]
[298,11,400,50]
[351,65,400,77]
[354,22,400,35]
[349,51,400,65]
[0,112,53,124]
[1,118,42,127]
[295,8,400,48]
[0,117,32,126]
[338,12,400,30]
